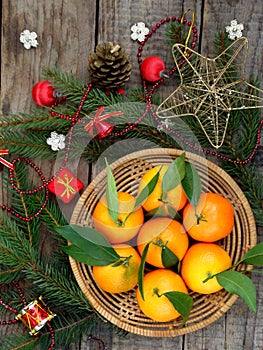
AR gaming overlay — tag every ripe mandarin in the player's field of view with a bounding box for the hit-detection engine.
[136,269,189,322]
[181,242,232,294]
[93,191,144,244]
[183,192,234,242]
[137,217,189,268]
[93,244,141,294]
[137,165,188,216]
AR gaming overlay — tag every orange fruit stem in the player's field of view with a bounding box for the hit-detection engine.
[153,287,160,297]
[195,211,207,225]
[152,237,168,248]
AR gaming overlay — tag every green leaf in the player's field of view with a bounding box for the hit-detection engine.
[182,162,202,206]
[166,205,181,221]
[145,206,164,217]
[145,205,181,220]
[105,158,119,223]
[162,153,186,196]
[138,242,151,300]
[111,259,125,267]
[61,245,107,266]
[57,224,113,248]
[57,224,120,265]
[163,291,193,325]
[217,270,257,312]
[239,242,263,266]
[161,246,179,268]
[135,168,160,209]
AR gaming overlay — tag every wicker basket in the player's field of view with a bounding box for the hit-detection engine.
[70,148,257,337]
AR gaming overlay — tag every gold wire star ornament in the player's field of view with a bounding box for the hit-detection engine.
[157,36,263,148]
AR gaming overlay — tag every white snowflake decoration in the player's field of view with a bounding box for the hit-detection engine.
[47,132,66,151]
[20,29,39,49]
[130,22,149,42]
[225,20,244,40]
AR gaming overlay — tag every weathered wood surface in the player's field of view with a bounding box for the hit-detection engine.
[1,0,263,349]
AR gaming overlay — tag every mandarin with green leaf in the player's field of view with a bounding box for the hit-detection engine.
[93,244,141,293]
[136,269,189,322]
[93,191,144,244]
[136,217,189,268]
[137,165,188,216]
[181,242,232,294]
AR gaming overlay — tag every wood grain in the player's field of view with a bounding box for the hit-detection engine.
[1,0,263,349]
[1,0,96,115]
[202,0,263,82]
[97,0,203,92]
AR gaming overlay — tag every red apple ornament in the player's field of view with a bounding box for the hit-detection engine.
[32,80,58,107]
[140,56,168,82]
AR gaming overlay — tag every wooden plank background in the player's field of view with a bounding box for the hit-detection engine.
[1,0,262,349]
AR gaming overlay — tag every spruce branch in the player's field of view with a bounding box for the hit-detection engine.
[23,261,91,312]
[213,30,233,55]
[1,331,37,350]
[42,66,125,113]
[37,195,68,230]
[0,129,57,160]
[2,163,42,241]
[165,20,190,48]
[222,161,263,226]
[0,111,71,132]
[42,65,85,97]
[13,166,34,245]
[0,214,38,276]
[0,212,98,349]
[0,265,23,283]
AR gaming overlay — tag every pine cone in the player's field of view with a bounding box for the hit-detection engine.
[88,42,132,89]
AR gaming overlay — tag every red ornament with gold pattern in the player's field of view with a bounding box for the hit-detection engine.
[47,168,84,203]
[16,296,56,336]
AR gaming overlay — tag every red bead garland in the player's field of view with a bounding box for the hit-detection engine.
[1,158,49,221]
[0,84,93,220]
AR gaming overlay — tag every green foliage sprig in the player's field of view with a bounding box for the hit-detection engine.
[0,165,116,349]
[205,242,263,312]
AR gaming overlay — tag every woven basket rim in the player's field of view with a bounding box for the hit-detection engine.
[70,147,257,337]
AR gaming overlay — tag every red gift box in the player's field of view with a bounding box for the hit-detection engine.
[48,168,84,203]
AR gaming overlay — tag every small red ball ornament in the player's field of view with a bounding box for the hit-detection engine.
[140,55,167,82]
[32,81,57,107]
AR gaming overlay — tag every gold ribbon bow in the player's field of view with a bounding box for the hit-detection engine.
[57,174,76,199]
